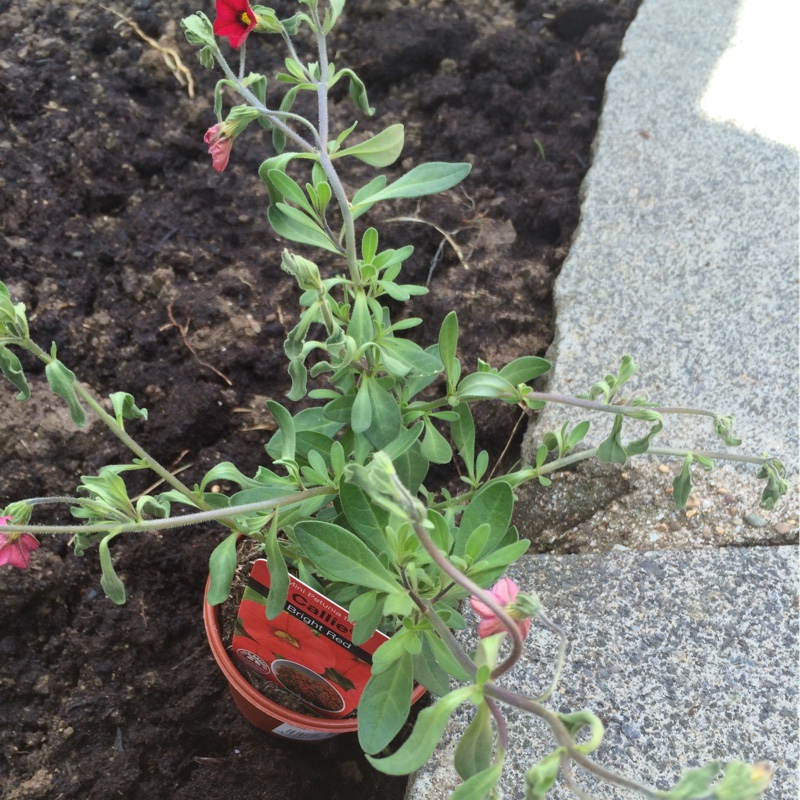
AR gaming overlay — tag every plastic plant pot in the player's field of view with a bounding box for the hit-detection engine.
[203,579,427,742]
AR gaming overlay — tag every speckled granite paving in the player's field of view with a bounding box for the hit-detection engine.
[407,0,799,797]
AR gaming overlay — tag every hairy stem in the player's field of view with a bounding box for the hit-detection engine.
[484,683,663,799]
[412,519,524,680]
[22,340,202,507]
[2,486,335,537]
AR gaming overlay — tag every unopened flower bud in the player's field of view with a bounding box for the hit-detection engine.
[281,251,323,292]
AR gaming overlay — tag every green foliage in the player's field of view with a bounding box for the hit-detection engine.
[45,347,86,427]
[454,702,494,780]
[358,649,413,754]
[366,685,479,774]
[207,532,239,606]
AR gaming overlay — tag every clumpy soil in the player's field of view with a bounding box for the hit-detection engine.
[0,0,641,797]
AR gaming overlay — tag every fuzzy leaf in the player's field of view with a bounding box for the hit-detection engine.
[0,345,30,400]
[99,533,126,605]
[294,520,401,593]
[357,651,412,754]
[367,162,471,203]
[366,686,478,774]
[335,123,405,167]
[207,532,239,606]
[45,353,86,427]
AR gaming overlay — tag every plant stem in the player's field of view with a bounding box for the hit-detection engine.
[647,446,768,466]
[312,12,362,286]
[483,683,663,799]
[2,486,335,537]
[21,340,202,507]
[412,519,524,681]
[420,598,478,678]
[213,50,319,153]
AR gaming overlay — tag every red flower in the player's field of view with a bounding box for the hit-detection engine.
[470,577,532,640]
[213,0,257,49]
[204,124,234,172]
[0,516,39,569]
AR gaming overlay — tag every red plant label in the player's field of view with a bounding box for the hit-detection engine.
[232,559,388,718]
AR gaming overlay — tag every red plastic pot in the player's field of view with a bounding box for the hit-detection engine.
[203,580,427,742]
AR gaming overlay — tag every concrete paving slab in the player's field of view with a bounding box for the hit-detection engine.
[406,547,798,799]
[407,0,799,798]
[521,0,799,470]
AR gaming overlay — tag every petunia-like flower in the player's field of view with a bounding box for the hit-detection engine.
[0,515,40,569]
[204,124,235,172]
[470,577,533,640]
[213,0,258,49]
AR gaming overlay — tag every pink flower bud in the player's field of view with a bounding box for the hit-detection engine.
[470,577,533,640]
[204,124,234,172]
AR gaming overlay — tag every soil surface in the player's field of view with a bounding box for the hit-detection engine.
[0,0,641,798]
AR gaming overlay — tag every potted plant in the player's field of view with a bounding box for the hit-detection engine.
[0,0,785,795]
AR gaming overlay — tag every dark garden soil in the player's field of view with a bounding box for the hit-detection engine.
[0,0,641,797]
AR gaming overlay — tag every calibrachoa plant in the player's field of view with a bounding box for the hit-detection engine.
[0,0,787,797]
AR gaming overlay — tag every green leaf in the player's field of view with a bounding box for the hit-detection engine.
[597,414,627,464]
[349,290,374,347]
[367,162,472,203]
[525,752,562,800]
[353,594,386,645]
[557,709,605,754]
[45,352,86,427]
[357,650,413,754]
[352,174,387,208]
[421,418,452,464]
[352,378,372,433]
[567,420,590,450]
[457,481,514,560]
[464,523,492,564]
[498,356,550,386]
[380,421,424,462]
[335,123,405,167]
[713,414,743,448]
[438,311,459,391]
[339,480,389,553]
[267,169,318,217]
[454,701,493,780]
[757,457,788,510]
[672,454,693,509]
[422,630,472,682]
[266,400,296,463]
[455,372,517,403]
[110,392,148,428]
[294,520,401,593]
[268,204,341,253]
[207,532,239,606]
[364,379,403,450]
[367,686,478,774]
[467,539,530,586]
[258,152,309,205]
[181,11,216,48]
[452,402,476,474]
[412,634,451,697]
[338,67,374,114]
[656,762,721,799]
[98,532,126,605]
[712,761,773,800]
[0,345,30,400]
[264,518,289,620]
[451,761,504,800]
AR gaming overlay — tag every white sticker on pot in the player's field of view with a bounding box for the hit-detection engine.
[271,722,338,741]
